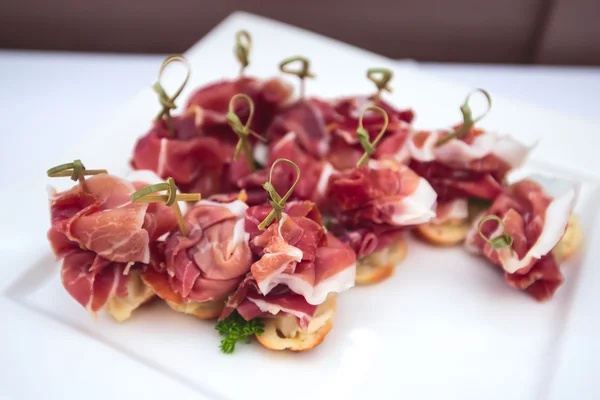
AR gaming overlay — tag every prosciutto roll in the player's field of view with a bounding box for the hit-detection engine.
[186,76,293,134]
[141,199,254,319]
[465,177,580,301]
[132,77,293,197]
[131,106,233,196]
[325,95,414,169]
[409,126,533,244]
[220,201,356,351]
[47,171,179,320]
[325,159,436,284]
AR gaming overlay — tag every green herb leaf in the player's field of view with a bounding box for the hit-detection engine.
[215,312,264,354]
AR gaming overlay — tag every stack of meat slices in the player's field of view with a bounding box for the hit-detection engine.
[327,159,436,284]
[409,126,534,245]
[220,201,356,351]
[47,170,180,321]
[140,199,254,319]
[131,75,293,197]
[233,90,438,288]
[235,92,415,208]
[465,177,581,301]
[44,43,586,354]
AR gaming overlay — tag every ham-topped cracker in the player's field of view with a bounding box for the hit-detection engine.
[465,177,581,301]
[218,159,356,352]
[141,199,253,319]
[133,35,292,197]
[236,56,336,207]
[46,161,184,320]
[410,89,534,245]
[325,106,436,285]
[187,31,292,134]
[325,68,415,169]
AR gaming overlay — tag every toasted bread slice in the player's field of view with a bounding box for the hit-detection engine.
[414,218,470,246]
[355,236,407,285]
[107,270,155,322]
[553,214,582,262]
[165,298,226,319]
[256,294,337,352]
[140,267,225,319]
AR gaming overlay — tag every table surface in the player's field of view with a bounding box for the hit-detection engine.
[0,50,599,399]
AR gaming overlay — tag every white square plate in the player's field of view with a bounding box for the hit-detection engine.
[2,12,600,400]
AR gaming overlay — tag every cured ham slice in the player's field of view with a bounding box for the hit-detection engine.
[186,77,293,134]
[327,159,437,228]
[48,171,179,314]
[221,201,356,329]
[160,200,253,303]
[239,292,319,331]
[465,177,578,301]
[133,77,292,196]
[325,96,414,169]
[266,98,333,158]
[409,127,533,204]
[329,224,406,260]
[48,173,177,263]
[236,132,336,207]
[61,250,122,312]
[431,199,470,224]
[131,107,234,196]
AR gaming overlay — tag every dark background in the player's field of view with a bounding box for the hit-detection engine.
[1,0,598,65]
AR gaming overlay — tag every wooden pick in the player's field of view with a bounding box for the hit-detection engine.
[46,159,107,192]
[257,158,300,230]
[356,105,389,168]
[131,177,201,237]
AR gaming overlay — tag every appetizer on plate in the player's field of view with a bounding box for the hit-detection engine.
[46,161,188,321]
[186,31,292,135]
[132,32,292,196]
[323,68,415,169]
[327,158,436,284]
[409,90,533,245]
[141,198,253,319]
[323,105,436,285]
[465,176,582,301]
[219,159,356,351]
[42,29,586,357]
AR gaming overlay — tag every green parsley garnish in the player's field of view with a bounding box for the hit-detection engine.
[215,312,264,354]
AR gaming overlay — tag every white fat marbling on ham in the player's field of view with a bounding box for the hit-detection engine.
[407,130,440,162]
[274,261,356,305]
[196,199,248,218]
[253,142,269,166]
[390,177,437,226]
[231,218,249,249]
[410,130,533,168]
[316,162,336,197]
[157,138,169,177]
[467,176,579,273]
[254,214,304,295]
[246,296,315,322]
[432,199,469,224]
[492,136,537,168]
